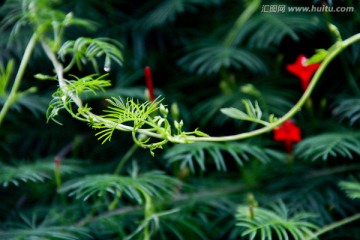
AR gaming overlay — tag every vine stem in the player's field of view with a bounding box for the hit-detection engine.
[223,0,260,47]
[76,183,250,226]
[0,33,38,127]
[185,32,360,142]
[43,32,360,144]
[40,40,162,138]
[306,213,360,240]
[113,144,138,175]
[142,192,152,240]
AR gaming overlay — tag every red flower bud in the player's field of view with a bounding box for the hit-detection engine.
[54,156,61,169]
[144,66,155,101]
[286,54,321,91]
[273,120,301,153]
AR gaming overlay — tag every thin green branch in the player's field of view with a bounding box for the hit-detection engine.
[75,162,360,228]
[76,183,251,226]
[185,33,360,142]
[41,40,163,138]
[113,144,139,175]
[306,213,360,240]
[223,0,261,47]
[48,42,165,141]
[0,33,38,127]
[141,189,152,240]
[41,41,82,108]
[43,30,360,146]
[305,164,360,179]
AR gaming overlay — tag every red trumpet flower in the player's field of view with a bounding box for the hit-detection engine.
[286,54,321,91]
[273,120,301,153]
[144,66,155,101]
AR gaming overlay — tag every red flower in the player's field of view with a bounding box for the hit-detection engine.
[273,120,301,153]
[144,66,155,101]
[286,54,321,91]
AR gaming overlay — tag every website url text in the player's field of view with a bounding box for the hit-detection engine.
[261,5,354,13]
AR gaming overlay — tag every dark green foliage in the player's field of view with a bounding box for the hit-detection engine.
[236,202,319,240]
[295,133,360,161]
[140,0,222,30]
[0,225,91,240]
[340,180,360,200]
[0,160,82,187]
[59,171,179,203]
[1,0,360,239]
[178,45,269,75]
[333,97,360,125]
[165,142,285,172]
[236,14,323,48]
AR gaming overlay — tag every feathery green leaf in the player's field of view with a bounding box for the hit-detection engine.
[59,171,179,203]
[294,133,360,161]
[0,160,82,187]
[339,180,360,200]
[165,142,284,172]
[236,202,319,240]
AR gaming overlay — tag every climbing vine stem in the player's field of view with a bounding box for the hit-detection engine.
[42,33,360,145]
[185,33,360,142]
[0,33,38,127]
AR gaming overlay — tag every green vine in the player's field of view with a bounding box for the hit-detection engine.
[0,33,38,126]
[2,1,360,238]
[4,0,358,154]
[42,30,360,151]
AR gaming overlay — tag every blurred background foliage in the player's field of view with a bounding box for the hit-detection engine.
[1,0,360,239]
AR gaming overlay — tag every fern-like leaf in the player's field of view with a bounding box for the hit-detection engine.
[1,0,94,40]
[164,142,284,172]
[0,93,48,117]
[339,180,360,199]
[233,14,322,47]
[59,171,179,203]
[294,133,360,161]
[236,202,319,240]
[178,45,268,75]
[46,74,111,123]
[103,97,159,126]
[67,74,111,97]
[92,97,161,143]
[46,88,70,124]
[141,0,221,29]
[58,37,123,72]
[0,225,91,240]
[0,59,14,95]
[333,97,360,125]
[0,160,81,187]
